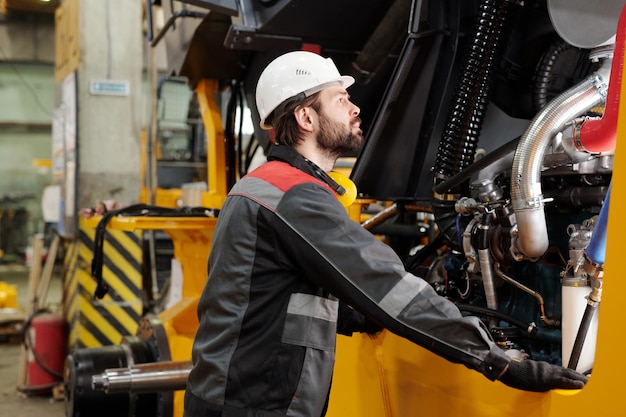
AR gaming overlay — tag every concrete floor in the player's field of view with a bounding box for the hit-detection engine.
[0,264,65,417]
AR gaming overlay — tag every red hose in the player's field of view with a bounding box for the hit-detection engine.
[579,4,626,153]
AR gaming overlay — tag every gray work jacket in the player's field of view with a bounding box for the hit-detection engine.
[185,145,510,417]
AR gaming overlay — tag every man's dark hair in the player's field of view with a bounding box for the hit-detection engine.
[269,93,322,147]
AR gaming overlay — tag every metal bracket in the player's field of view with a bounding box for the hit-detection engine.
[224,24,302,50]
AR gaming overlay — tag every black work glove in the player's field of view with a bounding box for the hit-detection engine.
[337,302,383,336]
[499,359,588,392]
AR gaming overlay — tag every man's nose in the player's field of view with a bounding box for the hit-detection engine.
[351,102,360,117]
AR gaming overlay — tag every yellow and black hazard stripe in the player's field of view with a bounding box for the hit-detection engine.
[64,220,144,349]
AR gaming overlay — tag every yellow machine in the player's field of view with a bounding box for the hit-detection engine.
[62,1,626,417]
[0,281,17,309]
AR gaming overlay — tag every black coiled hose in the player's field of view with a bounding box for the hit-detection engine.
[532,39,593,113]
[433,0,514,180]
[432,0,518,247]
[532,39,573,112]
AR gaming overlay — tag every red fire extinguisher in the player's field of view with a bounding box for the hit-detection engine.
[23,309,67,395]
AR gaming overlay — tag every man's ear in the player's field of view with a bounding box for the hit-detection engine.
[294,106,316,132]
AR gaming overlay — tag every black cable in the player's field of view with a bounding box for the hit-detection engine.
[21,308,64,381]
[18,381,62,393]
[224,80,240,188]
[404,233,444,271]
[455,303,538,336]
[237,82,246,178]
[243,133,260,174]
[91,204,218,299]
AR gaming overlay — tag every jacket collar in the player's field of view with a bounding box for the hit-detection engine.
[266,144,346,196]
[266,144,320,178]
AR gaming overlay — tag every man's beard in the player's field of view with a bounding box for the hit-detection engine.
[315,111,363,160]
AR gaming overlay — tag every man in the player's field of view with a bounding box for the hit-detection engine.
[184,51,587,417]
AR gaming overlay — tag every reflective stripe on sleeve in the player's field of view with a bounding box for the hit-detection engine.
[378,272,428,317]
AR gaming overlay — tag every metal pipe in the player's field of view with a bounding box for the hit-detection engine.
[494,263,560,328]
[92,360,192,394]
[361,203,398,230]
[510,58,611,258]
[477,214,498,328]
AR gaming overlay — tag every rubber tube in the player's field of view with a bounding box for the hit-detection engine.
[351,0,412,83]
[433,0,515,181]
[586,182,610,265]
[433,136,520,195]
[455,303,538,336]
[578,5,626,153]
[533,39,574,112]
[567,301,598,371]
[432,0,516,248]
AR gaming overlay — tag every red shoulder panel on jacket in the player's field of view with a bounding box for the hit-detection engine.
[248,161,329,193]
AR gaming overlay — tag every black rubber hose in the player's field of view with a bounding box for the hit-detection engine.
[368,223,430,238]
[432,0,515,182]
[456,303,538,336]
[404,233,445,271]
[433,135,519,195]
[432,0,517,248]
[567,301,598,370]
[532,39,572,112]
[477,210,490,250]
[91,204,218,299]
[225,80,240,189]
[431,198,460,249]
[351,0,412,83]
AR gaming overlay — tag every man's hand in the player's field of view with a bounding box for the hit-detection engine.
[499,359,588,392]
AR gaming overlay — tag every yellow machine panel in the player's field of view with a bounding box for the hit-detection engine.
[63,218,143,349]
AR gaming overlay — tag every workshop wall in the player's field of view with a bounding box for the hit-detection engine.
[0,63,54,260]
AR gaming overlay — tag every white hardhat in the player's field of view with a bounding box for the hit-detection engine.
[255,51,355,130]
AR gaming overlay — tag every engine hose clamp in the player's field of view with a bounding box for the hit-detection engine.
[588,73,608,101]
[572,117,591,153]
[512,196,544,210]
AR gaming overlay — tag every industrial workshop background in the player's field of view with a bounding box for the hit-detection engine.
[3,1,626,417]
